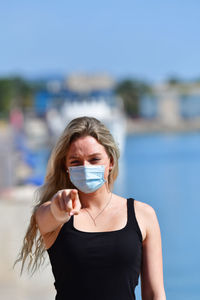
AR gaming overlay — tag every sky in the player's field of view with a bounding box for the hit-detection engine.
[1,0,200,82]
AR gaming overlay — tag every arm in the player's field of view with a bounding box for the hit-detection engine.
[35,189,81,235]
[140,205,166,300]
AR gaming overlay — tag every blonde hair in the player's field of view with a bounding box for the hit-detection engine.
[14,116,120,274]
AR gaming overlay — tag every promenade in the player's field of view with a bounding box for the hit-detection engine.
[0,189,55,300]
[0,125,54,299]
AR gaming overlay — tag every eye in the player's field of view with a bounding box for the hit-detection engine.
[70,160,81,165]
[90,158,101,163]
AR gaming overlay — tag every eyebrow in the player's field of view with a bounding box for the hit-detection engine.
[68,153,102,159]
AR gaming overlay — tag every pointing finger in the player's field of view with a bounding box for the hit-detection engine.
[70,189,78,200]
[71,190,81,215]
[61,191,72,213]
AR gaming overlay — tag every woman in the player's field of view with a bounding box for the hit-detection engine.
[16,116,166,300]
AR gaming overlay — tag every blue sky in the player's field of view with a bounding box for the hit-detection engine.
[1,0,200,82]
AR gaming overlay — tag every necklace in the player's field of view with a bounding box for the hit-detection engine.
[83,192,113,226]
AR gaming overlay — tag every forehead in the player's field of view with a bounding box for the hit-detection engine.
[67,135,107,157]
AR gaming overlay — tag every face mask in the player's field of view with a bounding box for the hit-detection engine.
[68,165,106,193]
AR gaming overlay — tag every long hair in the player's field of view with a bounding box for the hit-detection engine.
[14,116,120,274]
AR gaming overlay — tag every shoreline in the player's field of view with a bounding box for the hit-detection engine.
[126,117,200,135]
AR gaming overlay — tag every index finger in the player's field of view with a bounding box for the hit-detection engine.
[70,189,78,200]
[70,190,82,214]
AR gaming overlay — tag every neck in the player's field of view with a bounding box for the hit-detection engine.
[79,185,112,211]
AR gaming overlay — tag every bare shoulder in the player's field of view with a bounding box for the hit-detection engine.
[134,200,159,241]
[134,200,157,218]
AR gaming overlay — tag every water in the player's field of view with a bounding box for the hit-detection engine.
[114,132,200,300]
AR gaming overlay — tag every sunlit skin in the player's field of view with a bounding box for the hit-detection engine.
[35,135,166,300]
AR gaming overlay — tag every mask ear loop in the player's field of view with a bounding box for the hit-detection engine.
[108,164,114,192]
[66,168,75,189]
[105,166,112,192]
[66,169,70,179]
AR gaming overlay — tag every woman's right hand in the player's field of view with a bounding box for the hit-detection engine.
[50,189,82,222]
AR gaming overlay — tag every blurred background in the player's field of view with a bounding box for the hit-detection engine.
[0,1,200,299]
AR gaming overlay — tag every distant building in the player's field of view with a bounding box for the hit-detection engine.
[139,95,158,119]
[33,73,116,116]
[33,73,126,153]
[139,83,200,125]
[179,94,200,119]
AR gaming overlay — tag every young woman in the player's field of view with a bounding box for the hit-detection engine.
[16,116,166,300]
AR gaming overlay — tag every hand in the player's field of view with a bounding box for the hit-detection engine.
[50,189,82,222]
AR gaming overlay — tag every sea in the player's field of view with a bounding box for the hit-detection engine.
[115,131,200,300]
[28,131,200,300]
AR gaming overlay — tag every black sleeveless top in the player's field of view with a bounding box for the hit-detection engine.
[47,198,143,300]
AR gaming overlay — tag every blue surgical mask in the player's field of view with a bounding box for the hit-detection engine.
[68,165,106,193]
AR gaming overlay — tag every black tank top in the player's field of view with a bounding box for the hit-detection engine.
[47,198,143,300]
